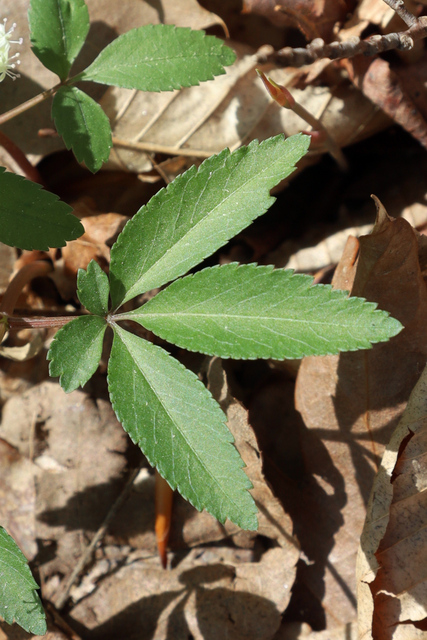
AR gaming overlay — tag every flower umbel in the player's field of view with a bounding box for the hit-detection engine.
[0,19,22,82]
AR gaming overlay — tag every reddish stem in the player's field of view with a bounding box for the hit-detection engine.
[5,315,79,330]
[0,130,45,184]
[0,261,80,341]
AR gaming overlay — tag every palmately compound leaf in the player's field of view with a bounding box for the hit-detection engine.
[52,86,112,173]
[108,324,257,529]
[118,263,403,359]
[48,316,107,393]
[109,134,310,309]
[77,260,110,316]
[28,0,89,80]
[0,527,46,635]
[76,24,235,91]
[0,168,84,250]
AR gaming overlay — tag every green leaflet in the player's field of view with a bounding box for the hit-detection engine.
[77,24,236,91]
[77,260,110,316]
[119,263,403,359]
[0,527,46,635]
[0,167,83,250]
[52,86,112,173]
[48,316,107,392]
[108,325,257,529]
[109,134,310,309]
[28,0,89,80]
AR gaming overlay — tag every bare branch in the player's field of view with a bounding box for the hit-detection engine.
[381,0,417,27]
[256,14,427,68]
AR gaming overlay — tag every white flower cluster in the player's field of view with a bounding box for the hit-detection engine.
[0,19,22,82]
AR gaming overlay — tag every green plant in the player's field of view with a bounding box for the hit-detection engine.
[0,0,403,635]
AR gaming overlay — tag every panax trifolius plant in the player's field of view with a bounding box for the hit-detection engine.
[48,132,402,531]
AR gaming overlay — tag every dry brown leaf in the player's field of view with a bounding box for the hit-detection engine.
[69,544,289,640]
[294,199,427,627]
[343,56,427,150]
[50,212,127,300]
[0,440,37,560]
[0,382,128,587]
[242,0,355,41]
[357,362,427,640]
[277,620,357,639]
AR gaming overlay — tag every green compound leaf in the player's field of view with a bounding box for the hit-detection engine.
[77,24,236,91]
[120,263,403,359]
[108,324,257,529]
[52,86,112,173]
[28,0,89,80]
[77,260,110,316]
[109,134,310,309]
[0,168,84,250]
[48,316,107,393]
[0,527,46,635]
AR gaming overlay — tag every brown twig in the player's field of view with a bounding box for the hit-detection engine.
[256,13,427,68]
[54,465,142,610]
[381,0,418,27]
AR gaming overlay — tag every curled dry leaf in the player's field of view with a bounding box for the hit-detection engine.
[294,199,427,627]
[357,361,427,640]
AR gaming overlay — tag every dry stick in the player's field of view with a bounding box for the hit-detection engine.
[112,136,213,159]
[257,16,427,68]
[381,0,418,26]
[55,465,142,611]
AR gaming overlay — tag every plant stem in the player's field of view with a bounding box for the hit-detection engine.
[0,82,62,126]
[0,261,79,341]
[5,314,78,330]
[256,70,348,171]
[0,130,44,184]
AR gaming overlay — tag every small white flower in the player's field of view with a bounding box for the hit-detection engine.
[0,19,22,82]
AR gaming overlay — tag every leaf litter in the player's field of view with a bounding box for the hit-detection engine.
[2,0,427,638]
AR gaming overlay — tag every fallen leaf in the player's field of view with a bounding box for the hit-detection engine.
[357,361,427,640]
[294,199,427,627]
[343,56,427,150]
[52,211,127,300]
[69,544,290,640]
[0,440,37,560]
[0,382,128,585]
